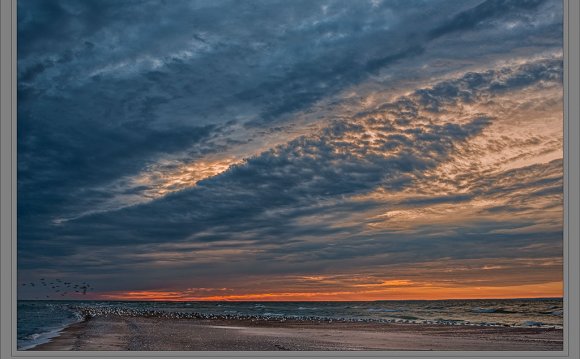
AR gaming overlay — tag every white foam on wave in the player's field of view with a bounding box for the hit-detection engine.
[18,308,85,351]
[18,324,73,351]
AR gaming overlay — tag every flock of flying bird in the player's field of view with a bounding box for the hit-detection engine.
[21,278,92,299]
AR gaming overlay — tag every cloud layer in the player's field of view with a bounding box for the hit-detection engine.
[17,0,563,300]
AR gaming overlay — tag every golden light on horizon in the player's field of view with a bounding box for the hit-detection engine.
[97,281,563,302]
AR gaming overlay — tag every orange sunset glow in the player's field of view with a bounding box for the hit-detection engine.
[99,281,563,302]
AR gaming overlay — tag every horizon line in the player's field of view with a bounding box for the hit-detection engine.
[17,296,564,302]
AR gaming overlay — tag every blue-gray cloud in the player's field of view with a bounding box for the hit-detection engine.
[17,0,563,293]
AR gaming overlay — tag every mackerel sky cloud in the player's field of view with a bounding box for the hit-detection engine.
[18,0,563,301]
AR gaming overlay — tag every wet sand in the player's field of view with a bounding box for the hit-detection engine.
[31,315,563,351]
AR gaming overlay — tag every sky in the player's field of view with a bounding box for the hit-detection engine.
[17,0,564,301]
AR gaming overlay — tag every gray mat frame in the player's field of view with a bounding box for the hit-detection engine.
[2,0,578,358]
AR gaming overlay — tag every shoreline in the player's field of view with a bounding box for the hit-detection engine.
[28,314,564,351]
[65,305,565,329]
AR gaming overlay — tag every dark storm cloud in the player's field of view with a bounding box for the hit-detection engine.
[19,57,561,276]
[17,0,563,291]
[17,0,562,225]
[25,109,492,256]
[428,0,547,39]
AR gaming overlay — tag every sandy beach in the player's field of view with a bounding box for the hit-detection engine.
[31,315,563,351]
